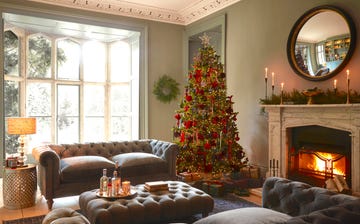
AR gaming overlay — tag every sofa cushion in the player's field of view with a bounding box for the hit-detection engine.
[112,152,167,177]
[193,207,292,224]
[61,156,115,183]
[285,199,360,224]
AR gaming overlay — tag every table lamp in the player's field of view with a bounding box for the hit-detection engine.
[7,117,36,166]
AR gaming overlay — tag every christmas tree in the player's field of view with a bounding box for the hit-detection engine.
[173,34,248,175]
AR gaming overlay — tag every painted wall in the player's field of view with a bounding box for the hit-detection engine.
[210,0,360,171]
[2,0,360,175]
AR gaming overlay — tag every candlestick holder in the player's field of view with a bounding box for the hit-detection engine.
[346,79,350,104]
[271,85,274,98]
[265,78,268,100]
[280,90,283,105]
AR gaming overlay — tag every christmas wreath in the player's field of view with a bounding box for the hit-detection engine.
[153,75,180,103]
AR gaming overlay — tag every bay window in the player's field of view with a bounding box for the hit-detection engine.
[4,14,140,156]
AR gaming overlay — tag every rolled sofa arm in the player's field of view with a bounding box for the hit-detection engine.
[32,145,62,198]
[149,139,179,179]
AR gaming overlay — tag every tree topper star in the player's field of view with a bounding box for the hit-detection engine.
[199,33,211,46]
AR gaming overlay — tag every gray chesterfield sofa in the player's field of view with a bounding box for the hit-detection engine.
[32,139,179,209]
[194,177,360,224]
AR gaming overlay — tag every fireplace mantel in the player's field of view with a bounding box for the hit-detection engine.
[262,104,360,195]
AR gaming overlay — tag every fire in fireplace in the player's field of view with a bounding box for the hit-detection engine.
[288,125,351,188]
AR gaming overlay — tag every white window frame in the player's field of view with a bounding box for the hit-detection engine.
[0,6,148,171]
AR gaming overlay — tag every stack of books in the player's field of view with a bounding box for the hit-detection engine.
[144,181,169,192]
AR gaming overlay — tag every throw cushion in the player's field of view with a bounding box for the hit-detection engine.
[112,152,167,177]
[60,156,115,182]
[193,207,292,224]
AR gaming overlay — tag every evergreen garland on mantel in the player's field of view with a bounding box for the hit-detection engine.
[260,89,360,105]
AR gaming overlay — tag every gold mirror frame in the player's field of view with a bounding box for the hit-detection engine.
[287,5,356,81]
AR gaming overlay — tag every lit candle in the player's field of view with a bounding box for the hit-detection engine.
[265,67,268,79]
[347,69,350,80]
[281,82,284,91]
[334,79,337,89]
[122,181,131,195]
[271,72,275,86]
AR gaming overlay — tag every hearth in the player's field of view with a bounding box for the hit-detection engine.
[263,104,360,195]
[287,125,351,187]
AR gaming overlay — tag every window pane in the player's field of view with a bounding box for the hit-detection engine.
[58,118,79,144]
[111,85,131,115]
[83,41,106,82]
[58,85,79,116]
[84,117,104,142]
[57,39,80,80]
[110,41,131,82]
[31,117,52,146]
[4,30,19,76]
[84,85,104,116]
[111,117,131,141]
[28,35,52,78]
[4,80,19,117]
[27,83,51,116]
[57,85,79,143]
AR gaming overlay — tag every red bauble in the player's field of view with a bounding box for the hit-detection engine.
[174,113,181,120]
[204,142,211,150]
[186,95,192,102]
[212,132,218,138]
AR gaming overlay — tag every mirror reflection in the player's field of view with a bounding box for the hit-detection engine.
[288,6,356,81]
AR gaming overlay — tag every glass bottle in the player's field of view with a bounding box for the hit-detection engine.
[111,170,121,196]
[99,168,108,196]
[107,177,112,196]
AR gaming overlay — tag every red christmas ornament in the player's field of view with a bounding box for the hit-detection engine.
[186,95,192,102]
[204,142,211,150]
[185,120,193,129]
[184,105,190,112]
[180,132,185,143]
[212,132,218,138]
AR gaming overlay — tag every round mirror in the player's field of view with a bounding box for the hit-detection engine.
[287,5,356,81]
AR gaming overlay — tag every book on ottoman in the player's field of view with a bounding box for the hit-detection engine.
[145,181,169,192]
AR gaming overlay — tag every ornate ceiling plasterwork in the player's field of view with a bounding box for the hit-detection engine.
[29,0,241,25]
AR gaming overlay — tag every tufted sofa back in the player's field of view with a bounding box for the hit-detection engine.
[262,177,358,217]
[48,140,153,159]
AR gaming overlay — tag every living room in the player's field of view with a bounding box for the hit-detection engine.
[1,0,360,223]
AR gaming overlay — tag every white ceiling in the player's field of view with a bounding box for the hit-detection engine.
[30,0,242,25]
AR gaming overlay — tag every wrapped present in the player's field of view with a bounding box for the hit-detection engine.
[249,167,260,179]
[178,172,202,182]
[202,181,224,196]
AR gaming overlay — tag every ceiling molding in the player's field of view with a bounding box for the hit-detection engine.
[29,0,241,25]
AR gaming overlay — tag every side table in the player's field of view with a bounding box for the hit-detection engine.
[3,164,37,209]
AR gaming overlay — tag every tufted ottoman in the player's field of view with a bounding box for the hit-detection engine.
[42,207,90,224]
[79,181,214,224]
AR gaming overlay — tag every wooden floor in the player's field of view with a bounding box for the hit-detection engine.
[0,178,262,223]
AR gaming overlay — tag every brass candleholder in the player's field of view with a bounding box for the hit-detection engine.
[302,88,322,105]
[265,78,268,100]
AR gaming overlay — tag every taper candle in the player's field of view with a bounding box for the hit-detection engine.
[281,82,284,91]
[347,69,350,80]
[271,72,275,86]
[265,67,268,79]
[334,79,337,89]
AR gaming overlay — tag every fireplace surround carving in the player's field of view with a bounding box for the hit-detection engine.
[263,104,360,195]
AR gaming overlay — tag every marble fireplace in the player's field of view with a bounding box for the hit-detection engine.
[263,104,360,195]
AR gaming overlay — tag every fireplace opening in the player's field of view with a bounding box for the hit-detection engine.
[288,125,351,188]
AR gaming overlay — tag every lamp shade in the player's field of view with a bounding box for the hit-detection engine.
[7,117,36,135]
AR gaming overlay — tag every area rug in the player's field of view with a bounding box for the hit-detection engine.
[2,194,259,224]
